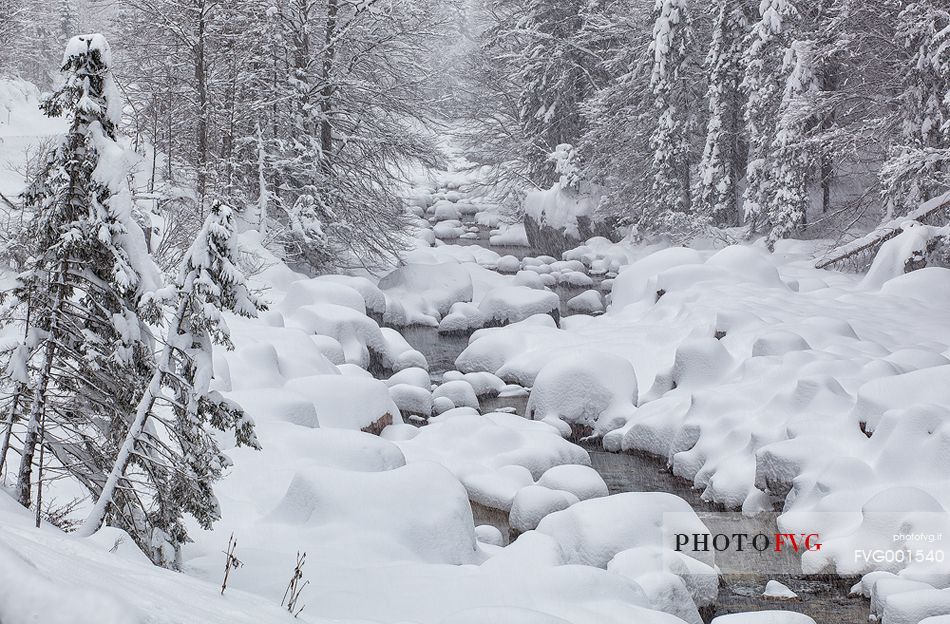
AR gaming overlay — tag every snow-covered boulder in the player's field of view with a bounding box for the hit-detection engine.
[489,222,530,247]
[380,261,474,326]
[266,462,479,564]
[526,350,638,436]
[536,464,608,501]
[608,546,718,610]
[284,375,401,432]
[535,491,713,568]
[285,302,387,368]
[388,384,433,417]
[566,290,605,315]
[386,367,432,389]
[513,270,546,289]
[497,255,522,274]
[279,279,366,314]
[396,411,589,510]
[509,486,579,533]
[479,286,560,326]
[763,580,798,600]
[433,380,480,410]
[443,371,506,397]
[439,301,486,334]
[433,201,461,221]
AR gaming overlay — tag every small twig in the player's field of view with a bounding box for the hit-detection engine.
[281,551,308,617]
[220,533,242,595]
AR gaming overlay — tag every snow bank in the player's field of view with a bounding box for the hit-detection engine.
[267,462,479,564]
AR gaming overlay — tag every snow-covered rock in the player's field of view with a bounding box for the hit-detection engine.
[763,580,798,600]
[433,380,480,410]
[479,286,560,326]
[526,350,638,435]
[284,375,401,431]
[536,464,608,501]
[388,383,433,416]
[509,486,579,533]
[566,290,605,315]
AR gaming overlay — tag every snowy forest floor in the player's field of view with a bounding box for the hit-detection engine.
[3,82,950,624]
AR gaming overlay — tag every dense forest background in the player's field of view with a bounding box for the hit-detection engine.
[2,0,950,264]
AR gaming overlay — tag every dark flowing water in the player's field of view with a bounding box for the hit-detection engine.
[397,207,865,622]
[400,323,868,624]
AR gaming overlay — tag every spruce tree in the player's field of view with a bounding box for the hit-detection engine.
[696,0,749,226]
[515,0,603,186]
[79,199,263,567]
[648,0,695,217]
[741,0,797,234]
[879,1,950,218]
[10,34,159,514]
[767,40,817,249]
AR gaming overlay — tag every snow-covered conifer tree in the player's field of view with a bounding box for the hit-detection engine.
[879,1,950,218]
[696,0,749,226]
[10,34,160,513]
[767,40,817,249]
[741,0,797,234]
[648,0,695,217]
[79,199,262,566]
[515,0,604,186]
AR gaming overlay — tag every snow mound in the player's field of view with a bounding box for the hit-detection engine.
[608,546,718,609]
[490,222,530,246]
[479,286,560,325]
[509,486,580,533]
[763,580,798,600]
[567,290,605,315]
[386,367,431,389]
[284,375,401,430]
[433,379,480,409]
[279,279,366,314]
[536,464,608,501]
[439,301,486,333]
[526,350,638,435]
[395,411,590,511]
[380,261,474,326]
[285,302,387,368]
[388,383,433,416]
[535,492,713,569]
[443,370,507,396]
[314,275,388,317]
[266,462,478,564]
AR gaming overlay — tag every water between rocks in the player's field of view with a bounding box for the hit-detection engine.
[399,322,869,624]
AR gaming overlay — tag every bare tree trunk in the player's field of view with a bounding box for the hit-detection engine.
[194,0,210,216]
[320,0,338,173]
[34,408,46,528]
[16,337,54,508]
[16,266,64,509]
[78,296,187,537]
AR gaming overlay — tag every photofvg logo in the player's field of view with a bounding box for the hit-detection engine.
[661,512,950,576]
[674,531,822,554]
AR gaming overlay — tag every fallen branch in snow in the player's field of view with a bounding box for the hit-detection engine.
[815,191,950,270]
[0,192,17,211]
